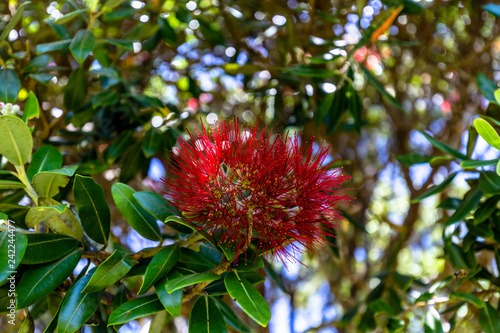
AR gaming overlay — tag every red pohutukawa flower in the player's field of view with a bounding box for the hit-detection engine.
[163,119,350,263]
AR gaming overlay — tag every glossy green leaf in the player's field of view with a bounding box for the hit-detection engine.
[28,73,55,83]
[103,0,127,10]
[0,231,26,284]
[411,172,457,203]
[26,145,62,182]
[361,64,404,111]
[108,294,164,325]
[25,204,66,228]
[100,38,134,51]
[22,233,78,265]
[0,1,30,41]
[22,54,53,73]
[112,182,162,241]
[73,175,110,244]
[348,85,362,132]
[396,154,433,167]
[479,302,500,333]
[0,115,33,166]
[497,159,500,176]
[418,130,467,160]
[33,166,77,198]
[0,180,24,189]
[134,191,175,222]
[478,73,498,103]
[36,40,71,54]
[445,188,483,226]
[70,30,96,64]
[224,271,271,327]
[212,297,251,333]
[479,171,500,194]
[63,67,86,111]
[189,295,227,333]
[37,197,83,240]
[92,89,119,108]
[0,70,21,104]
[142,128,162,157]
[56,270,104,333]
[206,271,266,296]
[461,159,498,169]
[139,245,180,295]
[484,4,500,17]
[474,195,500,225]
[54,8,89,24]
[475,118,500,150]
[21,91,40,123]
[82,250,134,292]
[165,273,220,293]
[105,131,134,163]
[450,291,485,308]
[155,270,183,317]
[179,247,214,272]
[16,249,82,309]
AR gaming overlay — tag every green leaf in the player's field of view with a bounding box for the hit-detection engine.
[91,89,119,108]
[445,244,468,270]
[33,166,77,198]
[56,270,104,333]
[112,182,162,241]
[0,69,21,104]
[445,188,483,226]
[108,294,164,325]
[361,64,404,111]
[224,271,271,327]
[479,302,500,333]
[16,249,82,309]
[37,197,83,240]
[142,128,162,157]
[155,270,183,317]
[180,247,214,272]
[475,118,500,150]
[165,273,221,293]
[497,159,500,176]
[100,38,134,51]
[138,245,180,295]
[64,67,86,111]
[26,145,62,182]
[73,175,110,245]
[28,73,55,83]
[0,1,30,41]
[474,195,500,225]
[189,295,227,333]
[479,171,500,194]
[467,124,478,158]
[22,91,40,122]
[484,4,500,17]
[424,308,444,333]
[82,250,134,292]
[280,66,338,78]
[0,231,27,284]
[478,73,498,103]
[212,297,251,333]
[22,54,53,73]
[54,8,89,24]
[461,159,498,169]
[396,153,433,166]
[450,291,485,308]
[103,0,127,10]
[348,85,362,132]
[70,30,96,64]
[0,115,33,166]
[36,40,72,54]
[368,299,394,315]
[18,311,34,333]
[134,191,175,222]
[418,130,467,160]
[0,180,24,189]
[25,204,67,228]
[411,172,457,203]
[22,233,78,265]
[205,272,266,296]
